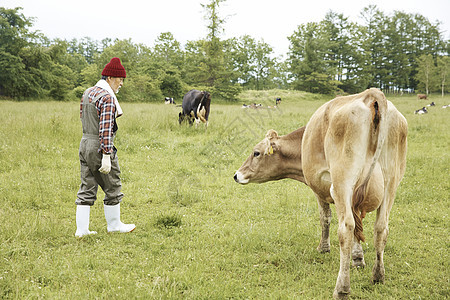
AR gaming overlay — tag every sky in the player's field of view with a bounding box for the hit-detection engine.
[2,0,450,57]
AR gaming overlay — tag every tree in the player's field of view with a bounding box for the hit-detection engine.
[0,51,27,97]
[383,11,414,92]
[48,63,76,100]
[119,73,162,102]
[0,7,35,97]
[252,39,275,90]
[373,8,446,93]
[436,56,450,97]
[48,39,88,86]
[415,54,436,95]
[160,72,184,99]
[0,7,32,53]
[183,39,209,85]
[80,64,101,87]
[67,37,101,64]
[223,36,254,87]
[271,59,291,89]
[201,0,227,87]
[288,22,340,94]
[323,11,367,93]
[359,5,388,90]
[153,32,184,68]
[225,35,275,90]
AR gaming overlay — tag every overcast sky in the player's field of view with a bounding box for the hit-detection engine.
[3,0,450,57]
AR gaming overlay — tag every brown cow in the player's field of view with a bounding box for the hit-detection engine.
[234,88,408,299]
[417,94,428,100]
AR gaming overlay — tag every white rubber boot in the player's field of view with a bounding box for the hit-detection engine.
[75,205,97,237]
[104,204,136,233]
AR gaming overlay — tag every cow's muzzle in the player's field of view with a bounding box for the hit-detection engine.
[233,171,249,184]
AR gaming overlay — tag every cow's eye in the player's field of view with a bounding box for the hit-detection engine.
[253,151,260,157]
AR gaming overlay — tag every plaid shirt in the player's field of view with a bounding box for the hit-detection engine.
[80,86,116,154]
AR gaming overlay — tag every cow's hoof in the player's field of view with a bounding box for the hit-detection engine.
[372,275,385,284]
[372,266,385,284]
[333,289,350,299]
[334,277,350,299]
[317,245,330,253]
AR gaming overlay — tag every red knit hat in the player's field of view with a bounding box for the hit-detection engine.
[102,57,126,78]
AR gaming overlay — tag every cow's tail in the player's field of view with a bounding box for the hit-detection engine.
[352,88,388,243]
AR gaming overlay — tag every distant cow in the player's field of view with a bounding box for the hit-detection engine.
[276,97,282,106]
[234,88,407,299]
[414,107,428,114]
[165,97,176,105]
[241,103,262,109]
[426,102,435,107]
[178,90,211,128]
[417,94,428,100]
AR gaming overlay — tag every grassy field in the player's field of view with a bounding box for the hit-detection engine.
[0,90,448,299]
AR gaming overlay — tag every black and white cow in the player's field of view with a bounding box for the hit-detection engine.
[165,97,176,104]
[178,89,211,128]
[241,103,262,109]
[414,107,428,114]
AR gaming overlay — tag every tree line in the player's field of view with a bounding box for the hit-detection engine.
[0,3,449,102]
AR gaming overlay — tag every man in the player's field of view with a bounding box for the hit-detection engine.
[75,57,135,237]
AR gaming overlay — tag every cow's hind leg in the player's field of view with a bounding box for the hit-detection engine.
[372,190,394,284]
[373,208,388,283]
[331,186,355,299]
[316,196,331,253]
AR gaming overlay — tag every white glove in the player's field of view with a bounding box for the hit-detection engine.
[99,154,111,174]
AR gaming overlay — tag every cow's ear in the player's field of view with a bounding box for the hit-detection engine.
[266,129,278,140]
[271,140,280,152]
[265,140,279,156]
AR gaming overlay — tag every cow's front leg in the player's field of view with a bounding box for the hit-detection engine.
[316,197,331,253]
[352,240,365,268]
[189,112,195,126]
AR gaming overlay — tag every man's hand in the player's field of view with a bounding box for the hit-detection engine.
[99,154,111,174]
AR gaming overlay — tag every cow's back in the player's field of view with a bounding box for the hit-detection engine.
[182,89,201,114]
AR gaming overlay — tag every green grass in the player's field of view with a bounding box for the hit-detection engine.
[0,90,449,299]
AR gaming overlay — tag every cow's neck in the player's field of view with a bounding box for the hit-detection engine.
[279,128,306,184]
